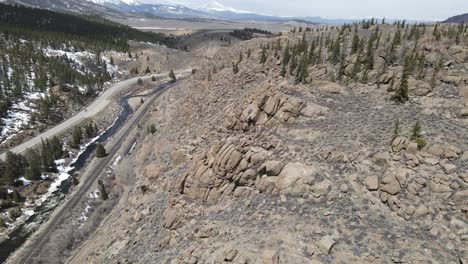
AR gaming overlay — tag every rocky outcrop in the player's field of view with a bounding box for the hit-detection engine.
[223,93,305,131]
[179,139,326,201]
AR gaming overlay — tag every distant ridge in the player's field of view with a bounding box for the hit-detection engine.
[443,13,468,23]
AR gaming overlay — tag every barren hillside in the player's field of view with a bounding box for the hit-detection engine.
[48,22,468,263]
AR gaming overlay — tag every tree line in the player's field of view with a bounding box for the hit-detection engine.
[229,19,467,103]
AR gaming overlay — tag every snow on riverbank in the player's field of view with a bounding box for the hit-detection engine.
[5,102,124,230]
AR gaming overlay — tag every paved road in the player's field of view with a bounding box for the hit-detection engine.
[0,70,190,160]
[14,79,176,264]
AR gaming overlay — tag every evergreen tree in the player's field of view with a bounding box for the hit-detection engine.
[50,136,64,159]
[147,124,156,134]
[280,63,287,77]
[25,148,42,180]
[411,120,427,149]
[85,122,97,138]
[71,126,83,149]
[96,143,107,158]
[169,70,176,83]
[232,62,239,74]
[4,151,25,183]
[282,43,291,66]
[259,46,267,64]
[98,179,108,200]
[351,31,360,54]
[41,139,57,172]
[331,37,341,64]
[391,60,410,103]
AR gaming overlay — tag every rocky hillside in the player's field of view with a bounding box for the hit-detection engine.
[53,22,468,263]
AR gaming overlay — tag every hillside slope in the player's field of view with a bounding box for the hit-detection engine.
[444,13,468,23]
[30,22,467,263]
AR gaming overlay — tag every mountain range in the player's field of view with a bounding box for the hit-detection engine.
[1,0,464,24]
[0,0,359,24]
[443,13,468,23]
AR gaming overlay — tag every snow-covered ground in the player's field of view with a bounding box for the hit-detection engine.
[0,92,45,144]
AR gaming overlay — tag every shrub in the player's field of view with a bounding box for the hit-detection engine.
[415,138,427,150]
[169,70,176,83]
[9,207,22,219]
[137,78,143,85]
[147,124,156,134]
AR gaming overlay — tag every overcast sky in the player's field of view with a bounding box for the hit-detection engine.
[215,0,468,21]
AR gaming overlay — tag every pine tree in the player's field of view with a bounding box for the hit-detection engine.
[98,179,108,200]
[391,63,410,103]
[96,143,107,158]
[25,148,42,180]
[232,62,239,74]
[351,31,360,54]
[50,136,64,159]
[147,124,156,134]
[85,122,97,138]
[169,70,176,83]
[410,120,427,149]
[4,151,25,183]
[71,126,83,149]
[259,46,267,64]
[282,43,291,66]
[41,139,57,172]
[331,38,341,64]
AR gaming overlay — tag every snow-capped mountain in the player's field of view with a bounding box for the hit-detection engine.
[195,1,251,14]
[1,0,324,23]
[85,0,256,19]
[87,0,139,5]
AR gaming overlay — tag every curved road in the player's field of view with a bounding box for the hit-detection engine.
[0,69,190,160]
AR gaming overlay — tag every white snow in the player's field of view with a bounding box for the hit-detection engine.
[87,0,141,6]
[199,1,251,14]
[112,155,122,167]
[17,177,32,186]
[44,48,94,72]
[128,141,137,154]
[0,92,45,144]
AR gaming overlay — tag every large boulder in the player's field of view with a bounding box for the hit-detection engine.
[274,162,316,196]
[318,82,343,94]
[265,160,285,176]
[380,173,401,195]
